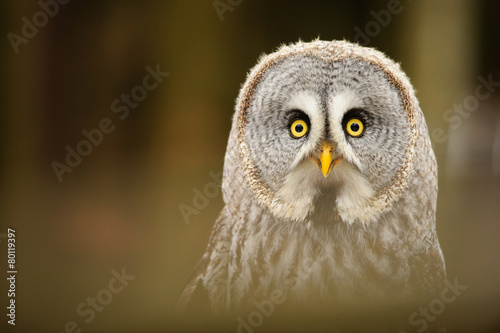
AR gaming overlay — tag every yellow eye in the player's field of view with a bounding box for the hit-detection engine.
[346,118,364,137]
[290,119,308,138]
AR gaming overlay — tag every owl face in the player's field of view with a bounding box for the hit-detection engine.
[243,54,412,224]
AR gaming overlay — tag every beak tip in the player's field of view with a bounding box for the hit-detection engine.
[321,167,331,178]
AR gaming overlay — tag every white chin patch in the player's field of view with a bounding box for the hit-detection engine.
[276,159,320,221]
[276,158,376,225]
[332,161,376,225]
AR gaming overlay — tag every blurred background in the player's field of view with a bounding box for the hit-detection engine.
[1,0,499,332]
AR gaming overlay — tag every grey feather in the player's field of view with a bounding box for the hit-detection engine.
[178,40,446,330]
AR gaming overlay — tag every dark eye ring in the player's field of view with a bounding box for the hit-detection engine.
[287,110,310,139]
[342,108,370,138]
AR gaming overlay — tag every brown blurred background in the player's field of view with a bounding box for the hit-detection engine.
[1,0,499,332]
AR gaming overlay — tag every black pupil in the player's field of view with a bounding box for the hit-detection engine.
[350,122,360,132]
[295,124,303,133]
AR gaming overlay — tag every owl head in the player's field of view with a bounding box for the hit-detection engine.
[223,40,433,225]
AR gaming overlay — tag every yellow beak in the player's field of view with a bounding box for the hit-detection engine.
[318,141,341,178]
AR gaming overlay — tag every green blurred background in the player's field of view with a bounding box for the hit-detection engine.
[1,0,499,332]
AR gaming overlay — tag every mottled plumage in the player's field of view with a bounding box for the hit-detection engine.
[178,40,446,330]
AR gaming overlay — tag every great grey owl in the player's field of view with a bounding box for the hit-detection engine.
[177,40,446,331]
